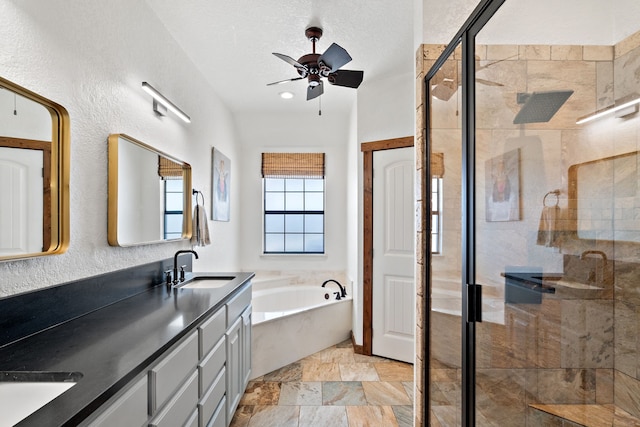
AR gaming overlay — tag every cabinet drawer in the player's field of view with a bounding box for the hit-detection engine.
[226,284,251,325]
[199,336,226,396]
[149,370,198,427]
[199,367,226,426]
[199,306,226,358]
[149,331,198,412]
[87,376,147,427]
[206,396,226,427]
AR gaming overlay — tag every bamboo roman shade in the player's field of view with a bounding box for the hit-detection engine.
[431,152,444,178]
[158,156,183,179]
[261,152,325,178]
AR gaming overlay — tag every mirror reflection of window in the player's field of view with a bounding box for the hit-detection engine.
[108,134,191,246]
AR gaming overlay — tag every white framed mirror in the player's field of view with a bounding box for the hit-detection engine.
[107,134,192,246]
[0,76,70,261]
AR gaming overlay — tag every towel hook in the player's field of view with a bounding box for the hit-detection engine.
[543,189,560,207]
[192,189,205,206]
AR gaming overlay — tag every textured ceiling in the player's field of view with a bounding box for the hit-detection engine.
[145,0,414,115]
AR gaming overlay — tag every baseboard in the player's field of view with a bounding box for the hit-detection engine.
[351,331,365,354]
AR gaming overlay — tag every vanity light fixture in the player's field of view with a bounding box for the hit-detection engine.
[141,82,191,123]
[576,93,640,125]
[279,91,294,99]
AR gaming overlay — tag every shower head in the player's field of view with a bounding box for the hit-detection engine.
[513,90,574,124]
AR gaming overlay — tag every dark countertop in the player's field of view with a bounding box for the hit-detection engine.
[0,272,253,427]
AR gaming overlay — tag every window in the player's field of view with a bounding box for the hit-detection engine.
[431,177,442,254]
[431,152,444,254]
[164,178,183,239]
[262,153,325,254]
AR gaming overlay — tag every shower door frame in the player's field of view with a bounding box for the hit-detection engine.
[423,0,506,425]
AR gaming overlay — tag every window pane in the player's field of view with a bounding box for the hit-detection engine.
[265,192,285,210]
[165,232,182,239]
[265,234,284,252]
[285,214,304,232]
[305,234,324,252]
[305,214,324,233]
[286,179,304,191]
[265,178,285,191]
[165,214,183,233]
[285,234,304,252]
[263,174,325,254]
[285,192,304,210]
[265,214,284,232]
[165,179,183,191]
[432,192,439,210]
[432,215,439,230]
[305,193,323,210]
[305,179,324,191]
[166,193,183,211]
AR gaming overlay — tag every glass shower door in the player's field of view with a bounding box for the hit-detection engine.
[472,0,639,425]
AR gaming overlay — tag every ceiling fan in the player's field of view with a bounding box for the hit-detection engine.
[267,27,364,101]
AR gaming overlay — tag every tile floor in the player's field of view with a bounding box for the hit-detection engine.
[230,340,414,427]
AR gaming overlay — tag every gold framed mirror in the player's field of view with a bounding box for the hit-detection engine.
[0,76,70,261]
[108,134,192,246]
[568,151,640,243]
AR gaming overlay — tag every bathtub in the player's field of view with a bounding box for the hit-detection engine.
[250,284,352,379]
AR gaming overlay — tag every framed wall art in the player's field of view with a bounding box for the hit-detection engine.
[485,148,520,222]
[212,147,230,221]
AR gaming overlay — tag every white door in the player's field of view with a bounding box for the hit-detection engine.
[0,147,44,255]
[372,147,415,363]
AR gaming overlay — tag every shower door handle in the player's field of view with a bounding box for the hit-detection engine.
[467,283,483,323]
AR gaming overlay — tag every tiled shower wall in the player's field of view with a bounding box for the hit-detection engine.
[416,29,640,423]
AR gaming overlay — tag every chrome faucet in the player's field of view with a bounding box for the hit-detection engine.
[173,250,199,285]
[322,279,346,299]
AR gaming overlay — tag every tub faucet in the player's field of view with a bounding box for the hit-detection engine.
[580,250,607,284]
[173,250,199,285]
[580,250,607,263]
[322,279,346,298]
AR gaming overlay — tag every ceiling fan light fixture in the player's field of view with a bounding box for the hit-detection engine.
[279,91,294,99]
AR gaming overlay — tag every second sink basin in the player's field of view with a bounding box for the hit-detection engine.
[0,372,81,427]
[179,276,236,289]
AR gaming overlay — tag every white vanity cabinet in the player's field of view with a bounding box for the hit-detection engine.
[82,282,252,427]
[224,284,252,423]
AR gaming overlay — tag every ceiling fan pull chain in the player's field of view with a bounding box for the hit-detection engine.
[318,95,322,116]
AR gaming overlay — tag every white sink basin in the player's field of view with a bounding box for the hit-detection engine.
[179,277,235,289]
[0,373,80,427]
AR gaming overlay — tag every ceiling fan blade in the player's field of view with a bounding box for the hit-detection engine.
[327,70,363,88]
[318,43,352,72]
[307,82,324,101]
[266,77,305,86]
[476,78,503,87]
[273,52,307,72]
